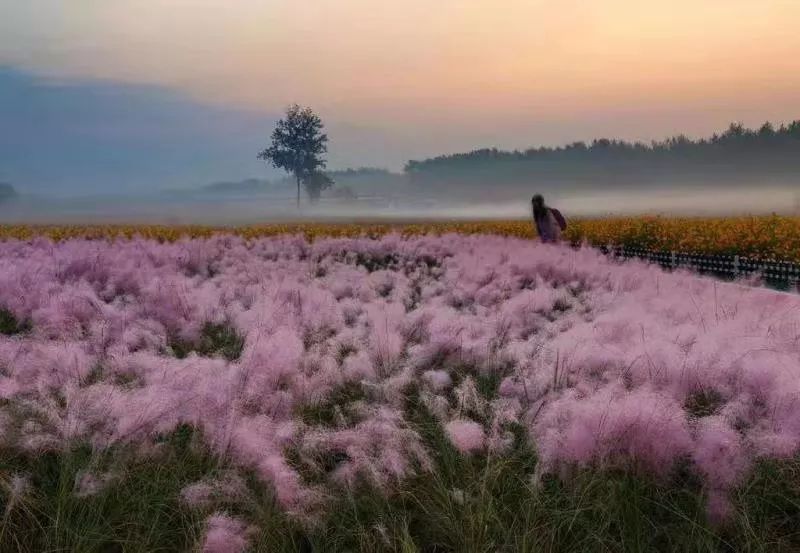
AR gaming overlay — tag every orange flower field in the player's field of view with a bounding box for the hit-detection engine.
[1,214,798,261]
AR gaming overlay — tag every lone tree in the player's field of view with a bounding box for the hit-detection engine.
[304,170,335,203]
[258,104,330,208]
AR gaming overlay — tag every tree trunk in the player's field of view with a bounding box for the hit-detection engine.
[296,175,300,209]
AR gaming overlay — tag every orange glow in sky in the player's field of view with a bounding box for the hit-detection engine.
[2,0,799,157]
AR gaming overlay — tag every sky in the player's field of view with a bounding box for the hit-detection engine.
[1,0,799,194]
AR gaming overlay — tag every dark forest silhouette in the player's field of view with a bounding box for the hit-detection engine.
[404,121,800,198]
[202,121,800,203]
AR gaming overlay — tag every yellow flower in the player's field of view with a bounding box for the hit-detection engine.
[1,216,798,262]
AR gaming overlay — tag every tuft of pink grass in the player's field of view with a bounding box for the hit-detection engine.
[422,370,452,392]
[201,513,252,553]
[446,419,486,454]
[0,233,797,522]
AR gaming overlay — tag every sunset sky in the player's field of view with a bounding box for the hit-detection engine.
[1,0,799,193]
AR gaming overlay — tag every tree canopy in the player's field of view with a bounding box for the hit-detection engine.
[258,105,330,206]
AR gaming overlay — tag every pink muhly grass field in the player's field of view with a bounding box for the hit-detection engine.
[0,232,798,547]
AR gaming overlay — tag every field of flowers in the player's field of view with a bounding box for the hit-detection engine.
[2,213,799,261]
[1,232,799,552]
[568,214,800,262]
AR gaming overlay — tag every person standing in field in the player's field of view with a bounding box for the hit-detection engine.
[531,194,567,243]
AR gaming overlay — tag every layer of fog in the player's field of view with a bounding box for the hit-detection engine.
[1,183,797,226]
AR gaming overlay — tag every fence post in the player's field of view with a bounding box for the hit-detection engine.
[670,251,676,270]
[733,255,740,279]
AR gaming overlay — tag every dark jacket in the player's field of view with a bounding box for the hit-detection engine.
[551,208,567,231]
[533,207,567,242]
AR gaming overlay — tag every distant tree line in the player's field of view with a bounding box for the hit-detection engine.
[266,167,404,200]
[327,167,392,178]
[257,113,800,205]
[323,168,406,199]
[0,182,17,203]
[404,121,800,196]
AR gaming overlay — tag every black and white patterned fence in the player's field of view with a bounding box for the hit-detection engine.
[598,246,800,291]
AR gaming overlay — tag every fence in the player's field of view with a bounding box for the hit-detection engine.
[598,246,800,291]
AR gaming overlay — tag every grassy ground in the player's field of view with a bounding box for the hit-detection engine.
[2,400,800,552]
[2,221,800,551]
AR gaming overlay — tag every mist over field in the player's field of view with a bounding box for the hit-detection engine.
[1,180,798,226]
[2,66,799,225]
[1,180,797,226]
